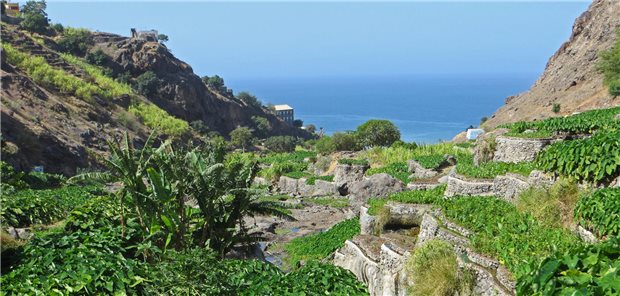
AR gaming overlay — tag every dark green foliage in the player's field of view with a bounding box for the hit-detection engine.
[356,119,401,147]
[306,124,317,134]
[517,237,620,295]
[537,131,620,184]
[552,103,561,114]
[50,22,64,33]
[252,115,272,137]
[598,30,620,96]
[20,171,66,189]
[456,154,537,179]
[0,161,28,191]
[366,162,409,183]
[283,171,311,179]
[412,154,446,169]
[574,187,620,237]
[367,185,446,215]
[441,197,580,278]
[391,140,418,150]
[229,126,254,151]
[333,132,362,151]
[293,119,303,128]
[157,33,168,44]
[203,75,225,90]
[305,175,334,185]
[480,116,488,125]
[285,218,360,267]
[115,71,132,84]
[133,71,159,97]
[190,120,210,134]
[338,158,369,166]
[315,136,336,154]
[1,197,145,295]
[57,27,92,55]
[259,150,316,165]
[1,185,102,228]
[236,91,262,108]
[20,0,49,34]
[264,136,298,152]
[500,106,620,136]
[85,49,107,66]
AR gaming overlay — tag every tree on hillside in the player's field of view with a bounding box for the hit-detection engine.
[598,30,620,96]
[134,71,160,97]
[306,124,317,134]
[157,34,169,44]
[251,116,271,137]
[356,119,400,147]
[237,92,262,109]
[230,126,254,151]
[57,27,92,55]
[293,119,303,128]
[203,75,225,90]
[332,132,361,151]
[20,0,49,34]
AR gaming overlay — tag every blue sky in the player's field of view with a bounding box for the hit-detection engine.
[46,1,590,80]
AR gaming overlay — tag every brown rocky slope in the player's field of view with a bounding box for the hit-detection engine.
[483,0,620,129]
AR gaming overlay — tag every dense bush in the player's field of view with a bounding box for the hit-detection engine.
[332,132,362,151]
[574,187,620,237]
[456,154,536,179]
[237,92,262,108]
[57,27,92,56]
[390,140,418,150]
[537,131,620,184]
[20,0,49,34]
[284,218,360,267]
[259,150,316,165]
[1,185,102,228]
[133,71,160,97]
[3,43,101,102]
[203,75,225,90]
[356,119,401,147]
[412,154,446,170]
[366,162,409,183]
[406,239,474,296]
[264,136,297,153]
[251,115,272,137]
[599,30,620,96]
[85,48,107,66]
[315,136,336,154]
[229,126,255,151]
[517,237,620,295]
[128,103,189,135]
[20,171,66,189]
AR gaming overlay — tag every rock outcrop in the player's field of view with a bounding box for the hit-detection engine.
[484,0,620,128]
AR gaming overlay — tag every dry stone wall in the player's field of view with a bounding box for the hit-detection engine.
[492,136,553,163]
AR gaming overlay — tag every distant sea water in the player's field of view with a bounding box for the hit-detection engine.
[227,74,537,143]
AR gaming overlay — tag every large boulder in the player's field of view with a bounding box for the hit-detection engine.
[334,164,368,193]
[277,176,299,195]
[348,173,405,201]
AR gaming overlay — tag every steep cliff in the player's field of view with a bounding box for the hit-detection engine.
[483,0,620,128]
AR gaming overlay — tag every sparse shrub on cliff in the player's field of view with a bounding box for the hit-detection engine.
[598,30,620,96]
[251,115,272,137]
[134,71,160,97]
[237,92,262,108]
[85,48,107,66]
[57,27,92,56]
[552,103,561,113]
[405,239,474,296]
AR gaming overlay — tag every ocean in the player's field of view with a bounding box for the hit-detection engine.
[227,73,537,143]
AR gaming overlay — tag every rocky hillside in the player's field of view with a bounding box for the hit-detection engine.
[483,0,620,128]
[1,23,309,175]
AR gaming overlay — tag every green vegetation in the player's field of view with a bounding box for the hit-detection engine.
[283,171,311,179]
[332,132,362,151]
[128,103,189,136]
[366,185,446,215]
[305,197,349,208]
[406,239,474,296]
[356,119,401,147]
[3,43,101,102]
[305,175,334,185]
[134,71,160,97]
[315,136,337,154]
[516,178,580,229]
[284,218,360,267]
[598,30,620,96]
[237,91,262,108]
[60,53,133,98]
[229,126,255,151]
[258,151,314,181]
[251,115,272,137]
[203,75,225,90]
[500,106,620,137]
[264,136,297,153]
[85,48,107,66]
[574,187,620,237]
[57,27,92,55]
[456,154,537,179]
[517,237,620,295]
[552,103,561,114]
[1,186,102,227]
[366,162,409,183]
[20,0,49,34]
[412,154,446,169]
[365,142,464,166]
[537,131,620,184]
[441,197,581,278]
[338,158,369,166]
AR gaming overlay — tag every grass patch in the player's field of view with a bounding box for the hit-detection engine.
[366,162,409,183]
[306,197,349,208]
[284,218,359,267]
[366,185,446,215]
[128,102,189,136]
[337,158,369,166]
[456,154,536,179]
[411,155,446,170]
[515,178,580,229]
[282,171,311,179]
[365,143,465,166]
[305,175,334,185]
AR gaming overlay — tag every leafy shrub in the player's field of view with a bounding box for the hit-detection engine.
[1,185,102,228]
[456,154,536,179]
[338,158,369,166]
[3,43,101,102]
[574,187,620,237]
[552,103,561,113]
[259,151,316,165]
[517,237,620,295]
[237,92,262,108]
[305,175,334,185]
[251,115,272,137]
[57,27,92,55]
[284,218,360,267]
[537,131,620,184]
[366,162,409,183]
[128,103,189,136]
[441,197,581,278]
[598,30,620,96]
[293,119,303,128]
[356,119,401,147]
[332,132,362,151]
[20,0,49,34]
[133,71,160,97]
[0,161,28,191]
[366,185,446,215]
[264,136,297,153]
[203,75,225,90]
[315,136,336,154]
[50,22,64,33]
[391,140,418,150]
[412,154,446,169]
[406,239,474,296]
[516,178,580,229]
[229,126,255,150]
[85,48,107,66]
[20,171,66,189]
[500,106,620,136]
[305,197,348,208]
